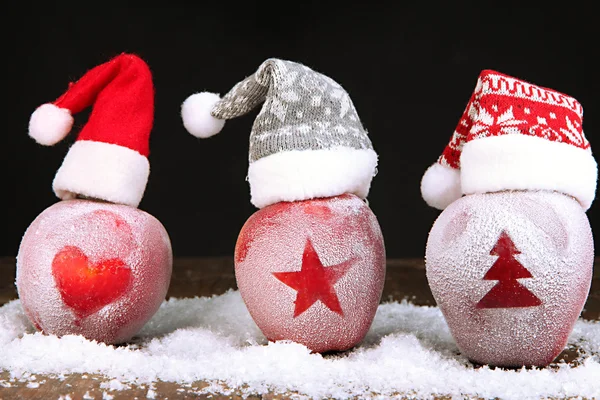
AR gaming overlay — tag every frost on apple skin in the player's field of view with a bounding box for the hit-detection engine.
[235,193,386,353]
[425,190,594,367]
[16,199,173,345]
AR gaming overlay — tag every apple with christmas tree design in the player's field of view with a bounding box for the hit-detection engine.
[425,191,593,367]
[420,69,596,367]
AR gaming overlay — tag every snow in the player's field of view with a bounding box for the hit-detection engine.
[0,290,598,400]
[100,378,130,391]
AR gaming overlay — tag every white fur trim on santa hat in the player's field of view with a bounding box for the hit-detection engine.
[53,140,150,208]
[461,134,598,211]
[181,92,225,138]
[28,104,74,146]
[247,147,378,209]
[421,162,462,210]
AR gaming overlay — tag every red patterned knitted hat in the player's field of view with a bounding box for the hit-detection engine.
[28,53,154,208]
[421,69,597,211]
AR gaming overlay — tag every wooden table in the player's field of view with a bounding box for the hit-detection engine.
[1,257,598,399]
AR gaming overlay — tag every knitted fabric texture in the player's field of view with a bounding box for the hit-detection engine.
[440,69,588,169]
[421,69,596,211]
[211,58,374,162]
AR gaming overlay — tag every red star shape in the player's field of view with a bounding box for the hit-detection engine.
[272,238,355,318]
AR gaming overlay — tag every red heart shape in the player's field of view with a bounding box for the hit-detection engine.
[52,246,132,319]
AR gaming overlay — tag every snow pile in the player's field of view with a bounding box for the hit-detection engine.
[1,290,598,399]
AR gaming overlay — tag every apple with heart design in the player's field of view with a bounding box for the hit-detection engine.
[18,54,173,344]
[17,199,172,344]
[52,245,134,320]
[235,194,385,353]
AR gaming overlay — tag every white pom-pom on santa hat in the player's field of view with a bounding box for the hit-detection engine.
[28,103,74,146]
[421,70,597,211]
[29,53,156,208]
[421,162,462,210]
[181,92,225,138]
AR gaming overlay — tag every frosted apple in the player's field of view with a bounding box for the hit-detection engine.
[425,191,594,367]
[17,199,173,344]
[235,194,385,353]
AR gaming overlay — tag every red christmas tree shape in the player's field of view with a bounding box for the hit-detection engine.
[476,231,542,309]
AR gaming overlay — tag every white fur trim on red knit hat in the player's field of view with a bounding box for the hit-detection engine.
[28,53,155,208]
[421,69,597,211]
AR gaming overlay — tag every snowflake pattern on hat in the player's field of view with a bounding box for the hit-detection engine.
[440,70,588,169]
[421,69,596,211]
[211,59,373,162]
[181,58,378,209]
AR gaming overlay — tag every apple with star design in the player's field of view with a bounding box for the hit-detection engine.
[235,194,386,353]
[181,57,385,353]
[421,70,596,367]
[17,54,173,344]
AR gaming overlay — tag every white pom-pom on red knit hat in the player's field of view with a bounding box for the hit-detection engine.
[28,53,155,208]
[421,69,597,211]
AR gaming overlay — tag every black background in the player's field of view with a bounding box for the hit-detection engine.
[2,3,597,257]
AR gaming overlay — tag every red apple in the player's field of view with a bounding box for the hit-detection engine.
[425,190,594,367]
[16,199,172,344]
[235,193,386,353]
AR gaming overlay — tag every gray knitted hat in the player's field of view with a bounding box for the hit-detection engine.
[181,58,378,208]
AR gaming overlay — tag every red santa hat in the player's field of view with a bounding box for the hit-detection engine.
[421,69,597,211]
[28,53,154,208]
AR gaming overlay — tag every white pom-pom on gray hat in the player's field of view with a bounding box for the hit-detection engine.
[182,58,379,209]
[181,92,225,138]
